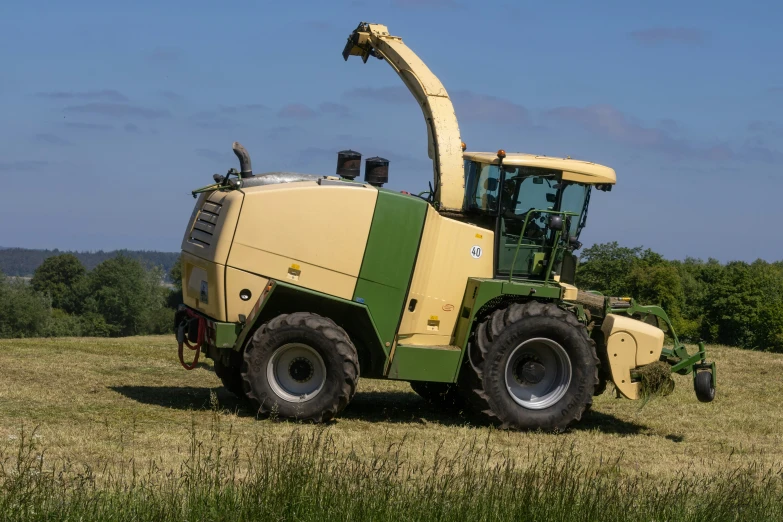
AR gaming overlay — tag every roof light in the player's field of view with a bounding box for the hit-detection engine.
[497,149,506,159]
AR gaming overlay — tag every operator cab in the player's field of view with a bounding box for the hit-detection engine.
[462,152,616,284]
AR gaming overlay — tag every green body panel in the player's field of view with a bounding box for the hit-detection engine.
[215,322,241,349]
[233,280,389,378]
[453,278,565,351]
[387,345,462,382]
[353,190,428,348]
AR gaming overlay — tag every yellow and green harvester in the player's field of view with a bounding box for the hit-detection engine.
[174,22,715,431]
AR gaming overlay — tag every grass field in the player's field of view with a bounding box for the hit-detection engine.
[1,336,782,520]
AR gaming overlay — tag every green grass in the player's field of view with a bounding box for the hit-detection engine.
[1,336,782,520]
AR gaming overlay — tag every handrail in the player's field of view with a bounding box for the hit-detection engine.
[508,209,579,282]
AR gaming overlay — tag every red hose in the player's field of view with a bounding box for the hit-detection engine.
[178,310,205,370]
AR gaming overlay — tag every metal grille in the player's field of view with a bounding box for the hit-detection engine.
[188,200,222,248]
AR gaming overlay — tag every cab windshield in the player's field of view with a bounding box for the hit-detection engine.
[465,161,592,279]
[465,161,591,238]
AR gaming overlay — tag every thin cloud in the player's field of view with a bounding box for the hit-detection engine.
[452,90,528,124]
[64,103,171,119]
[767,87,783,95]
[278,104,319,120]
[343,86,412,104]
[629,27,707,46]
[195,148,234,164]
[34,133,71,146]
[546,104,730,160]
[344,86,526,124]
[748,120,782,135]
[65,122,114,131]
[318,102,354,119]
[266,126,304,140]
[124,123,140,133]
[740,137,783,164]
[219,104,268,114]
[190,111,237,130]
[36,89,128,102]
[159,90,184,102]
[0,161,48,172]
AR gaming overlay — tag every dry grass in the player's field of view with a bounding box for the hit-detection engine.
[0,336,781,481]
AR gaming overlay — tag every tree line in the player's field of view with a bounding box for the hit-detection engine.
[0,247,179,279]
[576,242,783,352]
[1,244,782,353]
[0,254,182,338]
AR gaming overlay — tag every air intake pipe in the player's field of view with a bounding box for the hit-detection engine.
[337,150,362,179]
[365,156,389,187]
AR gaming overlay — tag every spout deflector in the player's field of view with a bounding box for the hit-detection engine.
[343,22,465,212]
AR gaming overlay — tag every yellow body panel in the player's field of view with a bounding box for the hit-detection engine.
[560,282,578,301]
[227,182,378,299]
[181,190,244,264]
[225,267,269,323]
[181,251,227,321]
[228,244,358,300]
[397,206,494,345]
[601,314,666,400]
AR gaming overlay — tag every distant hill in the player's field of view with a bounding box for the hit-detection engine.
[0,248,180,279]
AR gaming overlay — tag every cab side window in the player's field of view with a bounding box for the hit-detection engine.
[467,162,501,213]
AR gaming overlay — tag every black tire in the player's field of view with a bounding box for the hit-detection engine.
[241,312,359,422]
[409,381,464,410]
[461,301,599,431]
[694,371,715,403]
[214,358,246,399]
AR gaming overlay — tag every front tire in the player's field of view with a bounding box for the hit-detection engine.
[462,302,599,431]
[241,312,359,422]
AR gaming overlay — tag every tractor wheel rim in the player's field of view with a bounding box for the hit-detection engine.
[505,337,572,410]
[267,343,326,403]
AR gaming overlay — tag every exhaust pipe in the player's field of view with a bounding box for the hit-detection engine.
[232,141,253,178]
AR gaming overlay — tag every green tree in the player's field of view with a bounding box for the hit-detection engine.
[0,272,52,338]
[169,255,182,292]
[30,254,86,312]
[166,254,184,309]
[701,261,762,348]
[85,256,163,336]
[747,260,783,352]
[576,242,643,295]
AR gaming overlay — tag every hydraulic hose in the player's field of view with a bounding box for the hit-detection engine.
[178,309,205,370]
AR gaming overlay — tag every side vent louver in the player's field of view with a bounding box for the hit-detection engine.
[188,201,222,248]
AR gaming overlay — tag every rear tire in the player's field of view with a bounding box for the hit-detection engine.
[409,381,464,410]
[214,358,246,399]
[241,312,359,422]
[459,302,599,431]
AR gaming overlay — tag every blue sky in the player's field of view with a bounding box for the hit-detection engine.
[1,0,781,262]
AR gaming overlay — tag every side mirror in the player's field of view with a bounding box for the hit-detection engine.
[548,215,563,231]
[569,236,582,250]
[545,193,556,203]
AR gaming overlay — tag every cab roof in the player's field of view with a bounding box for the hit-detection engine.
[463,151,617,185]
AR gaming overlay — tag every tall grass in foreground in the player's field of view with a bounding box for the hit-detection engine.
[1,400,782,521]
